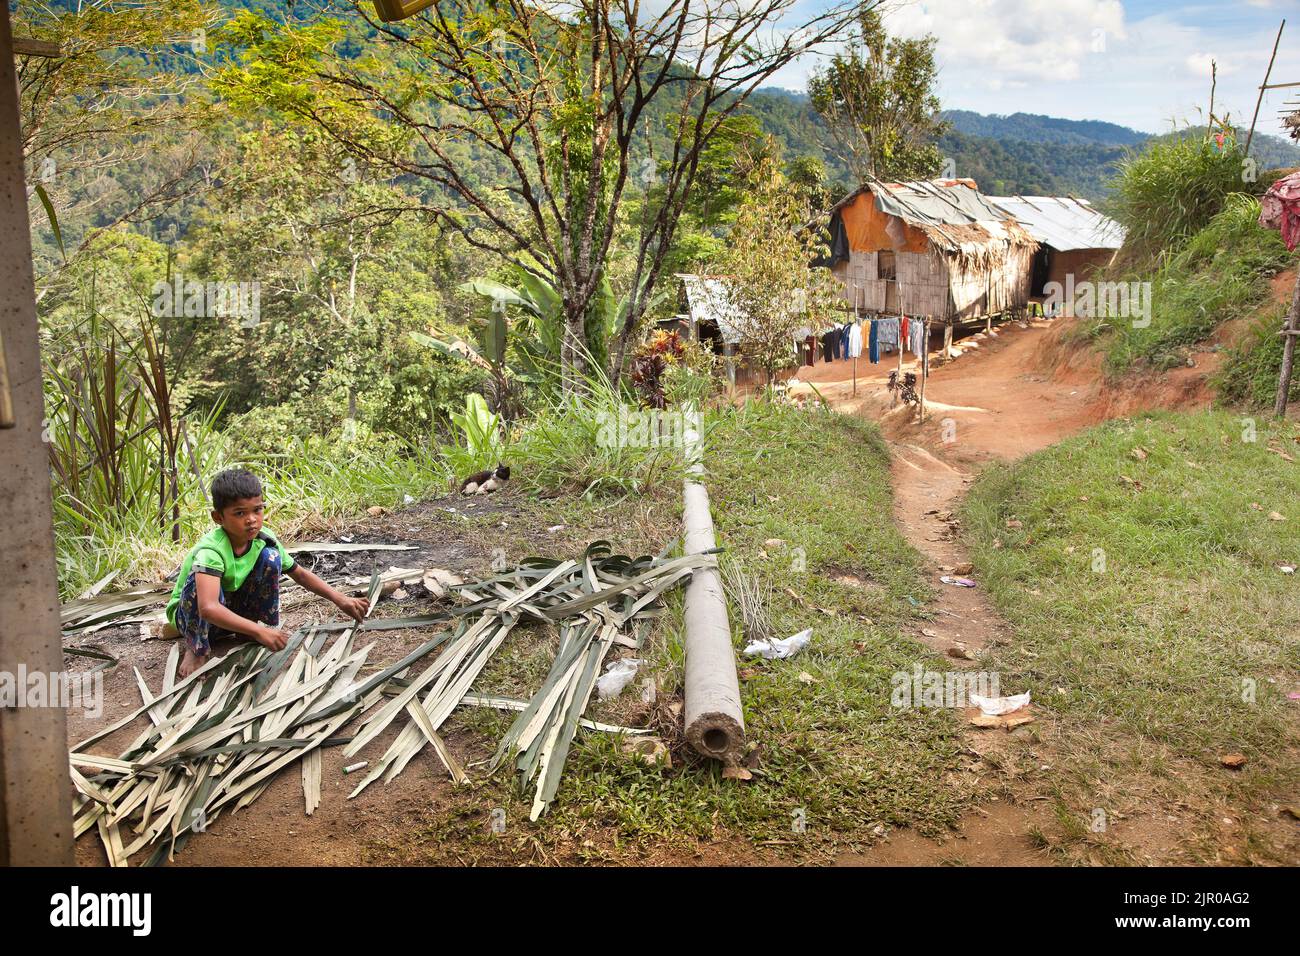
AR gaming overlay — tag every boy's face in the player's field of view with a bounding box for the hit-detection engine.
[212,496,265,545]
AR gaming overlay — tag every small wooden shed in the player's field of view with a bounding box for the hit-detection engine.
[818,179,1039,323]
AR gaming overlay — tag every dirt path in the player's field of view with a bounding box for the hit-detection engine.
[794,319,1111,864]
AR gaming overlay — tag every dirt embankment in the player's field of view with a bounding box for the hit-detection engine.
[1035,265,1299,422]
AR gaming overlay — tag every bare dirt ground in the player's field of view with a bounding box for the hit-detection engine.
[793,316,1228,865]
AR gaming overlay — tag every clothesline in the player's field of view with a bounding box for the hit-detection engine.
[795,315,930,366]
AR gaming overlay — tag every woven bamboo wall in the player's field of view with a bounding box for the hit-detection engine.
[897,251,951,317]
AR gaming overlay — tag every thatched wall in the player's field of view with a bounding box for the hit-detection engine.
[827,189,1037,321]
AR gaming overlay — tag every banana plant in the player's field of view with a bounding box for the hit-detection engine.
[448,392,504,468]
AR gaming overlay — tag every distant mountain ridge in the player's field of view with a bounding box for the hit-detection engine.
[744,93,1300,202]
[941,110,1151,148]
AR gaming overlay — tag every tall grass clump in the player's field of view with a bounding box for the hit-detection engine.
[1107,133,1252,266]
[506,366,705,499]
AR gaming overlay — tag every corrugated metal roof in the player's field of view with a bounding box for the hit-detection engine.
[827,180,1037,255]
[677,274,744,344]
[987,196,1125,251]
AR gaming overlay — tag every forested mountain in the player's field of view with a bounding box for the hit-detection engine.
[942,110,1149,147]
[741,90,1300,203]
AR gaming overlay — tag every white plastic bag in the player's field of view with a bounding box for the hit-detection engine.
[969,691,1031,717]
[597,658,642,699]
[744,628,812,660]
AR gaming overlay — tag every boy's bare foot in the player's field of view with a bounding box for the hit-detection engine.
[179,647,209,678]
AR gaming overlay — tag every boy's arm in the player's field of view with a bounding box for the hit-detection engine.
[287,563,370,622]
[195,573,289,650]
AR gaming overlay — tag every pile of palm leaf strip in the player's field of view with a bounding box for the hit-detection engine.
[345,541,714,820]
[70,543,713,863]
[70,573,391,866]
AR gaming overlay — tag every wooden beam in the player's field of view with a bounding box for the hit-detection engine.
[1246,19,1286,156]
[11,37,61,58]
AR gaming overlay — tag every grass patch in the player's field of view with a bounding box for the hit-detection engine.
[1216,287,1300,409]
[963,410,1300,863]
[1095,195,1295,375]
[402,401,971,862]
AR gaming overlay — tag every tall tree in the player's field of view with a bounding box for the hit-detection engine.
[215,0,873,392]
[808,10,947,183]
[711,159,844,385]
[15,0,220,285]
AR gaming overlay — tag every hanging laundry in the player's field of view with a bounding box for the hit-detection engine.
[909,318,926,357]
[822,328,840,362]
[869,318,880,364]
[1260,170,1300,251]
[839,323,851,357]
[877,317,899,354]
[804,334,817,366]
[847,320,863,359]
[901,316,910,352]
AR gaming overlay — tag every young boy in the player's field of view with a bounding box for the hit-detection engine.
[165,468,369,677]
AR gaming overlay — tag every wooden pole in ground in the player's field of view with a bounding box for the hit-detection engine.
[0,4,75,865]
[918,317,929,423]
[1247,20,1286,157]
[1209,59,1217,127]
[1274,270,1300,417]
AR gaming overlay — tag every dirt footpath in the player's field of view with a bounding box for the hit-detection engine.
[797,318,1164,864]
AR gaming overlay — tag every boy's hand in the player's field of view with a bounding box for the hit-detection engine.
[335,594,370,622]
[254,624,292,651]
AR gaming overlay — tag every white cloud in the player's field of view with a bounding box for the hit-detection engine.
[882,0,1128,84]
[767,1,1300,138]
[1184,52,1241,78]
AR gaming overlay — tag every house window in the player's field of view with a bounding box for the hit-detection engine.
[879,251,897,281]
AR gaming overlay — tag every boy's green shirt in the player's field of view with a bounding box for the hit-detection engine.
[165,526,296,626]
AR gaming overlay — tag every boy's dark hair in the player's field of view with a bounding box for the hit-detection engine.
[211,468,264,512]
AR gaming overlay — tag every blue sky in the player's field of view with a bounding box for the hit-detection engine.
[775,0,1300,136]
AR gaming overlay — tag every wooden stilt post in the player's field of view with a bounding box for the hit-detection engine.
[1274,270,1300,417]
[898,316,905,377]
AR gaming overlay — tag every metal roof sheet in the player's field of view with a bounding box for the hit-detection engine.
[987,196,1125,251]
[677,274,744,344]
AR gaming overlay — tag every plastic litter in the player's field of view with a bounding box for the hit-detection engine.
[969,691,1031,717]
[596,658,642,699]
[744,628,812,660]
[941,576,977,587]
